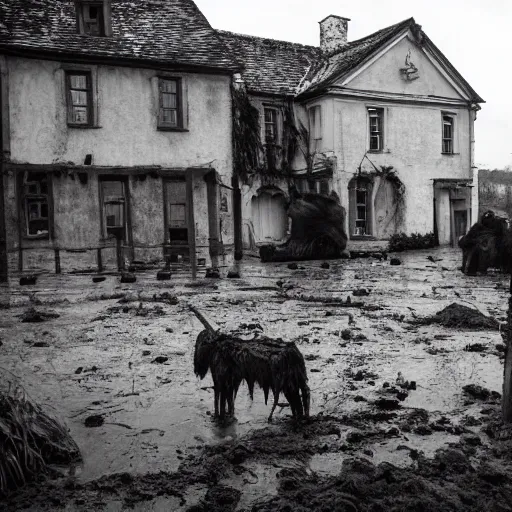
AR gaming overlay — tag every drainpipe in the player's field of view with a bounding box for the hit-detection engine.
[469,104,479,224]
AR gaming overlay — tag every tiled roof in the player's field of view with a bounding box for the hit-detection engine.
[297,18,415,95]
[0,0,238,72]
[216,30,321,95]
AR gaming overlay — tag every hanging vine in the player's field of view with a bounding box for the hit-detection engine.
[356,161,406,230]
[231,84,262,184]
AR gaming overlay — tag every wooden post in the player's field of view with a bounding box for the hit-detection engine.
[503,275,512,422]
[186,170,196,279]
[97,248,103,272]
[116,237,123,271]
[205,170,220,270]
[54,248,61,274]
[232,175,243,261]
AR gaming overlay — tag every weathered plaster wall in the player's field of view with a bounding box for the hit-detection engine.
[345,37,463,100]
[478,169,512,219]
[8,57,233,178]
[5,56,234,271]
[328,98,471,236]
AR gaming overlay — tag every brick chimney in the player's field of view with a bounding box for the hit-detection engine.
[319,15,350,54]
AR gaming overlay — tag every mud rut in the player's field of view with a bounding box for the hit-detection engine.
[1,247,512,511]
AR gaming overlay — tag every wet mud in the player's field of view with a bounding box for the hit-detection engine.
[1,247,511,510]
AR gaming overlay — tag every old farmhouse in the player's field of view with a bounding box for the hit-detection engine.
[218,16,484,251]
[0,0,239,274]
[0,2,485,276]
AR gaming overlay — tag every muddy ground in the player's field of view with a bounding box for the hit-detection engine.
[1,247,512,511]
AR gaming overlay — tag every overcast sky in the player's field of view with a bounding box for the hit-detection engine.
[197,0,511,170]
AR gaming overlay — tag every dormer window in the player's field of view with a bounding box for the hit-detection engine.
[76,1,112,37]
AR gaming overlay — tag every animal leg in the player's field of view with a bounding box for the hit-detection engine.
[301,385,311,418]
[219,389,227,420]
[268,389,280,423]
[213,385,220,418]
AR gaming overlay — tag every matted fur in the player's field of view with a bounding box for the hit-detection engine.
[194,330,310,421]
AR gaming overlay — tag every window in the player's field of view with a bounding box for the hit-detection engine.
[349,178,373,238]
[368,108,384,151]
[263,108,279,144]
[76,1,111,36]
[23,172,50,238]
[158,78,184,129]
[66,72,92,126]
[100,179,128,241]
[442,115,454,154]
[308,106,322,141]
[167,180,188,244]
[355,189,368,235]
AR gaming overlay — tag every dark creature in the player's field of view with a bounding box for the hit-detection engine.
[458,210,511,275]
[194,329,310,422]
[260,188,347,262]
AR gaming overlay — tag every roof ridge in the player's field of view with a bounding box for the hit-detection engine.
[215,29,320,51]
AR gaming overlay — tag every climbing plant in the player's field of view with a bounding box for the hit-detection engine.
[232,84,262,184]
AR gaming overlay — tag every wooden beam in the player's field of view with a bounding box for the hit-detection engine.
[186,170,197,279]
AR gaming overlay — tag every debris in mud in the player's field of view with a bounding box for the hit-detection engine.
[84,414,104,428]
[19,275,37,286]
[152,356,169,364]
[415,302,500,330]
[32,341,49,348]
[19,308,60,323]
[205,268,221,278]
[75,367,83,374]
[463,384,501,401]
[156,270,172,281]
[287,262,299,270]
[352,288,370,296]
[191,485,241,512]
[374,398,401,410]
[142,350,151,356]
[227,270,240,278]
[321,262,330,269]
[92,276,106,283]
[0,372,81,496]
[120,272,136,283]
[390,257,401,265]
[238,323,263,331]
[464,343,488,352]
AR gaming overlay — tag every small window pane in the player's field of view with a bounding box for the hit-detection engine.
[71,106,89,124]
[102,181,124,198]
[40,203,48,218]
[28,202,40,219]
[71,90,88,106]
[162,109,177,125]
[169,181,186,203]
[70,75,88,89]
[161,80,177,93]
[170,204,186,223]
[105,203,123,227]
[162,94,177,109]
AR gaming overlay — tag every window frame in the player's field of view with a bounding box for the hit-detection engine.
[66,71,93,127]
[75,0,112,37]
[348,178,374,239]
[263,107,279,145]
[367,107,384,153]
[19,171,53,240]
[442,114,454,155]
[308,105,322,142]
[157,77,185,131]
[98,176,131,243]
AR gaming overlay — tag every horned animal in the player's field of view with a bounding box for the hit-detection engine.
[194,329,310,422]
